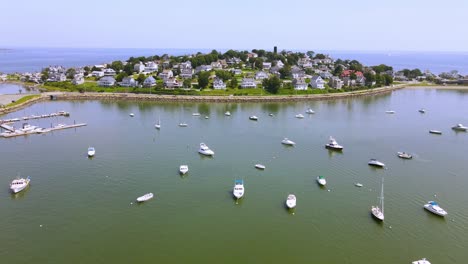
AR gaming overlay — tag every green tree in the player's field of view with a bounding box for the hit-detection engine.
[198,71,210,89]
[66,68,76,79]
[382,74,393,86]
[110,61,124,72]
[215,70,232,81]
[306,51,315,58]
[41,69,49,82]
[230,77,238,88]
[116,72,128,82]
[137,74,146,85]
[254,58,264,70]
[183,78,192,88]
[333,65,344,76]
[364,72,376,87]
[314,53,326,59]
[123,63,134,75]
[262,76,281,94]
[279,64,291,79]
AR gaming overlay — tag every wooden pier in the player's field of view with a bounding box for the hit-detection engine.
[1,123,87,138]
[0,111,70,124]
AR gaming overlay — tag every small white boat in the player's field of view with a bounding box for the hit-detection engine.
[19,124,38,132]
[424,201,448,217]
[254,164,266,170]
[371,178,384,221]
[286,194,296,209]
[129,113,134,117]
[295,114,304,119]
[192,113,200,116]
[418,109,426,113]
[10,176,30,194]
[354,183,363,187]
[429,130,442,135]
[87,147,96,157]
[317,176,327,186]
[249,115,258,121]
[325,136,343,150]
[268,113,274,117]
[225,111,231,116]
[179,123,188,127]
[179,165,189,175]
[136,193,154,202]
[412,258,431,264]
[397,152,412,159]
[452,123,468,131]
[385,110,395,114]
[281,138,296,146]
[155,117,161,129]
[198,143,214,156]
[368,159,385,168]
[233,179,244,199]
[306,108,315,114]
[205,116,209,119]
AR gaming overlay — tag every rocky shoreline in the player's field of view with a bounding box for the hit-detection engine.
[0,85,406,115]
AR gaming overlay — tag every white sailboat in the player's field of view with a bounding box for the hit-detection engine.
[371,178,384,221]
[155,116,161,129]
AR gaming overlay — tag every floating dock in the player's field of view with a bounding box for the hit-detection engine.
[0,111,70,124]
[1,123,87,138]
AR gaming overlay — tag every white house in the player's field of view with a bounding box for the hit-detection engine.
[119,77,138,87]
[255,71,269,80]
[72,75,84,85]
[143,76,156,87]
[134,62,145,73]
[164,77,182,88]
[91,71,104,78]
[144,61,158,73]
[262,62,272,70]
[310,76,325,89]
[293,78,308,90]
[103,68,116,76]
[276,60,284,68]
[180,68,193,79]
[231,69,242,75]
[0,74,7,81]
[240,78,256,88]
[159,70,173,80]
[329,77,343,89]
[98,76,116,87]
[213,78,226,89]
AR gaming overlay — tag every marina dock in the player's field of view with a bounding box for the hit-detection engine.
[1,123,87,138]
[0,111,70,124]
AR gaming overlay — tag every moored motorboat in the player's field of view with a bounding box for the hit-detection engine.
[325,136,343,150]
[87,147,96,157]
[412,258,431,264]
[295,114,304,119]
[179,123,188,127]
[136,193,154,202]
[424,201,448,217]
[198,143,214,156]
[129,113,134,117]
[10,176,30,194]
[397,152,412,159]
[368,159,385,168]
[306,108,315,114]
[233,179,244,199]
[286,194,296,209]
[429,130,442,135]
[249,115,258,121]
[281,138,296,146]
[354,183,363,187]
[452,123,468,131]
[155,117,161,129]
[317,176,327,186]
[225,111,231,116]
[179,165,189,175]
[192,112,200,116]
[418,109,426,113]
[254,164,266,170]
[385,110,395,114]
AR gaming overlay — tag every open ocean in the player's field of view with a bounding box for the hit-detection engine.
[0,47,467,75]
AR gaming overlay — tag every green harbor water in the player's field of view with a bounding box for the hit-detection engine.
[1,88,467,263]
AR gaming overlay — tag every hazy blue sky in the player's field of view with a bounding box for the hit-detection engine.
[1,0,467,51]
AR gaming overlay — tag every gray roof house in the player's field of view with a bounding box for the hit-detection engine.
[164,77,182,88]
[255,71,269,80]
[292,78,308,90]
[240,78,256,88]
[291,66,305,78]
[213,78,226,90]
[310,76,325,89]
[119,77,138,87]
[134,62,145,73]
[159,70,173,80]
[98,76,116,87]
[180,68,193,79]
[143,76,156,87]
[329,76,343,89]
[72,75,84,85]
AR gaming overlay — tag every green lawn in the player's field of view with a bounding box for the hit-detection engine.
[4,94,41,108]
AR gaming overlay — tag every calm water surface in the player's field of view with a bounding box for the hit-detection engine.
[1,89,467,263]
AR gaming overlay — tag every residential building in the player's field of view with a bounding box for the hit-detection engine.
[164,78,182,88]
[213,78,226,89]
[134,62,145,73]
[231,69,242,75]
[72,75,84,85]
[255,71,269,80]
[103,68,116,76]
[247,52,258,58]
[293,78,308,90]
[119,77,138,87]
[310,76,325,89]
[91,71,104,78]
[240,78,256,88]
[180,68,193,79]
[143,76,156,87]
[211,61,223,70]
[319,71,333,79]
[262,62,272,70]
[227,57,242,65]
[276,60,284,68]
[356,76,366,86]
[0,74,8,81]
[98,76,116,87]
[144,61,158,73]
[194,65,212,74]
[159,70,174,80]
[341,70,363,78]
[291,66,305,78]
[329,77,343,89]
